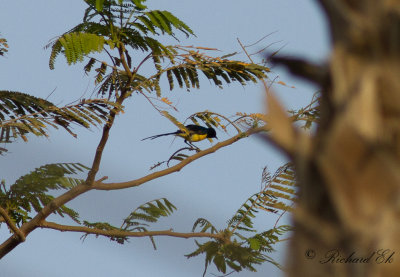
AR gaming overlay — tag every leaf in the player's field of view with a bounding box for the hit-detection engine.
[248,238,261,250]
[131,0,147,10]
[95,0,105,11]
[160,110,186,131]
[0,91,121,144]
[192,218,217,233]
[50,32,108,67]
[4,163,87,226]
[122,198,176,231]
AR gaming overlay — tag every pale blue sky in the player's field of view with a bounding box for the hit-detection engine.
[0,1,329,276]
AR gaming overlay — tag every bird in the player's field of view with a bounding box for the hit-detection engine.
[141,124,217,147]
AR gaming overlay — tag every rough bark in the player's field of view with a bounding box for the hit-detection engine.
[275,1,400,276]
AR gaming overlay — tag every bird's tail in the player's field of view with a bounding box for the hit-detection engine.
[141,131,179,141]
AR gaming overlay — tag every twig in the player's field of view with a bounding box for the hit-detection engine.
[139,91,163,113]
[244,31,278,48]
[250,40,284,57]
[237,38,270,95]
[274,204,292,229]
[166,147,197,167]
[45,87,57,100]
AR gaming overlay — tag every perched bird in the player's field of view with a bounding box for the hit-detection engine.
[142,124,217,147]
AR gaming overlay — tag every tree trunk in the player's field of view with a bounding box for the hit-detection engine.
[283,1,400,276]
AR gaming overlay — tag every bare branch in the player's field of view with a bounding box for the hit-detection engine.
[0,207,25,242]
[39,221,222,240]
[244,31,278,48]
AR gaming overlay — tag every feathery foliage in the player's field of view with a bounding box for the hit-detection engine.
[82,198,176,247]
[49,32,112,68]
[186,226,290,275]
[46,0,269,103]
[0,163,87,227]
[0,91,121,146]
[121,197,176,232]
[192,218,218,234]
[253,163,297,214]
[187,164,296,275]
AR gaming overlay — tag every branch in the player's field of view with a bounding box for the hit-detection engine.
[93,126,266,190]
[39,221,222,240]
[237,38,269,94]
[0,207,25,242]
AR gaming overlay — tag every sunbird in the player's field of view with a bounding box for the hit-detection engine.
[142,124,217,147]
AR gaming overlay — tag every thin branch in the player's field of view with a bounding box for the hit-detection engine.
[93,126,266,191]
[250,40,284,57]
[85,42,134,186]
[45,87,57,100]
[244,31,278,48]
[132,52,152,75]
[237,38,269,94]
[0,207,25,242]
[39,221,222,240]
[274,206,291,229]
[139,91,163,113]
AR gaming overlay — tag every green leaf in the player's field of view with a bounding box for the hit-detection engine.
[95,0,105,11]
[192,218,217,233]
[49,32,108,68]
[248,238,261,250]
[131,0,147,10]
[214,254,227,273]
[122,198,176,231]
[5,163,87,226]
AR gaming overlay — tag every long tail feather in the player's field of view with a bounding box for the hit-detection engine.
[141,131,179,141]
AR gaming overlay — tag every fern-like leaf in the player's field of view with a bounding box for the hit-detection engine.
[2,163,87,226]
[121,198,176,231]
[192,218,218,233]
[49,32,110,67]
[0,91,121,145]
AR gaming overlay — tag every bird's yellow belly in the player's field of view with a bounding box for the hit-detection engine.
[190,134,208,142]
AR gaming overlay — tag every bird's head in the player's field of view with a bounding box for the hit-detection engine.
[208,127,217,139]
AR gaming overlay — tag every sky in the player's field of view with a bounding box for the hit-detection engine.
[0,1,329,276]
